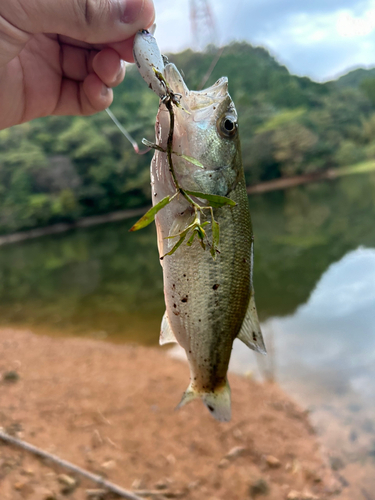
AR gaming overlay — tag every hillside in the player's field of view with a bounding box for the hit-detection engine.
[335,66,375,88]
[1,42,375,234]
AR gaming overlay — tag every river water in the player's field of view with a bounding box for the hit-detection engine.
[1,173,375,494]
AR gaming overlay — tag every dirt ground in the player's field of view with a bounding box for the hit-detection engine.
[0,328,341,500]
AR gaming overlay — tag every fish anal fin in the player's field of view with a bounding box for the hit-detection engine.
[237,294,267,355]
[176,384,199,409]
[160,312,178,345]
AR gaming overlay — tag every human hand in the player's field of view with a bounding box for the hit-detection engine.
[0,0,155,130]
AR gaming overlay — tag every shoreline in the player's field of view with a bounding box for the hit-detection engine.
[246,169,337,194]
[1,162,374,247]
[0,327,339,499]
[0,206,148,247]
[0,174,327,247]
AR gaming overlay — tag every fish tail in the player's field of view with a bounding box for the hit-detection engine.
[176,379,231,422]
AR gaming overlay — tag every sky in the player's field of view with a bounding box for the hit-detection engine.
[153,0,375,82]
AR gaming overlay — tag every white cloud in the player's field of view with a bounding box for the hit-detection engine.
[152,0,375,81]
[299,247,375,318]
[336,5,375,37]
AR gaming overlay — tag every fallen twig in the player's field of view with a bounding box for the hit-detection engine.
[135,490,185,498]
[0,429,142,500]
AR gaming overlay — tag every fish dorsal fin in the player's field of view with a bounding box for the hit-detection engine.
[237,293,266,354]
[160,312,178,345]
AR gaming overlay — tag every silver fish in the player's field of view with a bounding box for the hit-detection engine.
[150,63,266,422]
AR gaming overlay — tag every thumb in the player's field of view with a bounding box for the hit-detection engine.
[1,0,155,44]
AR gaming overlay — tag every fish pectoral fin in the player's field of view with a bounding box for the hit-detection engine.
[237,293,267,354]
[176,380,232,422]
[159,312,178,345]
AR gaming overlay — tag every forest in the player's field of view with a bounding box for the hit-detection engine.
[1,42,375,235]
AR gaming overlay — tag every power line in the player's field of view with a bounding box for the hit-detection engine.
[189,0,217,50]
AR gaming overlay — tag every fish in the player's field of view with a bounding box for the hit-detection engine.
[131,29,266,421]
[149,63,266,422]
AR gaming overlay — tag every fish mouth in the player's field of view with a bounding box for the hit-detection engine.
[164,63,229,111]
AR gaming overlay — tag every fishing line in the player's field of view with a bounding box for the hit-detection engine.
[105,108,150,155]
[198,0,244,90]
[198,46,225,90]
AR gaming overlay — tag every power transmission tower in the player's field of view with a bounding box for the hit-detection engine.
[189,0,217,50]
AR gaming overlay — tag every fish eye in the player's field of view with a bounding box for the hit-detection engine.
[140,29,150,35]
[218,115,237,138]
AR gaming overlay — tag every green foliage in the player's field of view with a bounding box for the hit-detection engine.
[334,141,365,167]
[256,108,306,133]
[335,67,375,89]
[183,190,236,207]
[0,42,375,234]
[130,195,173,231]
[360,77,375,105]
[272,123,318,176]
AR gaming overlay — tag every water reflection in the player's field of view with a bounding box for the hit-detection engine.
[226,246,375,489]
[271,246,375,397]
[231,246,375,396]
[0,173,375,343]
[0,222,165,343]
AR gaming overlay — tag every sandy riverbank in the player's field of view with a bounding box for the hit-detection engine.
[0,328,341,500]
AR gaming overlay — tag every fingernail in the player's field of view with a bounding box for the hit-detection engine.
[117,59,125,79]
[122,0,144,24]
[101,84,109,96]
